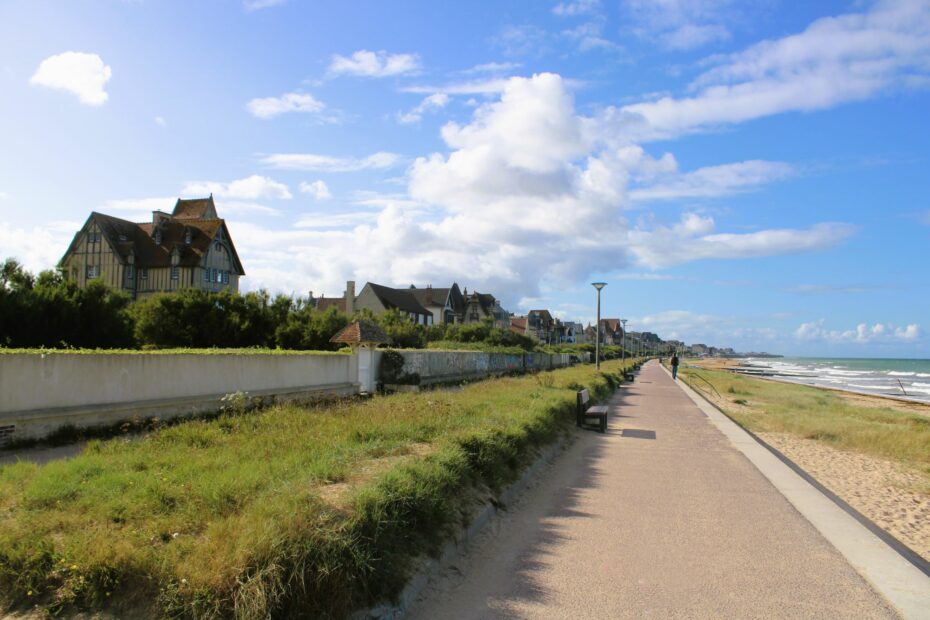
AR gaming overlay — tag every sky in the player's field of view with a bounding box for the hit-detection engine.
[1,0,929,357]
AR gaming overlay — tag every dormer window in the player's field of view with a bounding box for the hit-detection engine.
[184,229,192,245]
[214,241,222,252]
[154,230,162,245]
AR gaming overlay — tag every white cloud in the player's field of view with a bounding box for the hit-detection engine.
[244,0,286,10]
[154,116,167,127]
[562,21,622,53]
[102,196,281,218]
[795,320,922,343]
[553,0,601,17]
[30,52,112,105]
[461,61,523,74]
[247,92,325,118]
[630,160,794,201]
[0,220,82,274]
[403,78,513,96]
[216,72,854,309]
[620,0,930,139]
[182,175,292,200]
[0,192,8,201]
[397,93,450,124]
[622,0,736,50]
[299,180,332,200]
[328,50,420,78]
[260,151,400,172]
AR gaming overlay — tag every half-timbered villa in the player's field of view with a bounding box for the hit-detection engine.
[59,196,244,299]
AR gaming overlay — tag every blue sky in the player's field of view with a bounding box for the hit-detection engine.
[1,0,928,357]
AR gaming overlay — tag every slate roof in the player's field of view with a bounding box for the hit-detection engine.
[408,287,450,308]
[172,196,217,220]
[366,283,433,316]
[599,318,622,334]
[330,320,389,344]
[60,198,244,274]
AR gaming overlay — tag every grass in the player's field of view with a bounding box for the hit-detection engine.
[678,364,930,490]
[0,359,637,618]
[424,341,529,354]
[0,347,350,356]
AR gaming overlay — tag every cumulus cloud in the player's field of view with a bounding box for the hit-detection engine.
[30,52,112,105]
[260,151,400,172]
[619,0,930,139]
[795,319,922,343]
[328,50,420,78]
[182,175,292,200]
[299,180,332,200]
[397,93,450,124]
[247,92,325,118]
[0,220,82,274]
[231,73,853,302]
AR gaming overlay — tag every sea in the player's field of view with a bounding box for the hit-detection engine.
[739,357,930,403]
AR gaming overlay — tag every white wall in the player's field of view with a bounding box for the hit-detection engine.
[0,352,358,441]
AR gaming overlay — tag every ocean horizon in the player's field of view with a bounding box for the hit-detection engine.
[740,356,930,403]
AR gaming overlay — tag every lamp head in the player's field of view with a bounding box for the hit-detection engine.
[591,282,607,291]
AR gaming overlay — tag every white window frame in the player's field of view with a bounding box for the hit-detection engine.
[171,266,179,281]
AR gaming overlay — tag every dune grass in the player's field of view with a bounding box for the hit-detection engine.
[678,365,930,489]
[0,347,349,356]
[0,359,636,618]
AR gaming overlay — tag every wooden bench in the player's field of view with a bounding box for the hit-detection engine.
[623,370,635,382]
[577,388,608,433]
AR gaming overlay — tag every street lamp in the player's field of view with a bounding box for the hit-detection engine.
[592,282,607,371]
[620,318,628,368]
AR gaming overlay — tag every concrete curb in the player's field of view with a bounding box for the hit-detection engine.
[666,364,930,620]
[352,433,573,620]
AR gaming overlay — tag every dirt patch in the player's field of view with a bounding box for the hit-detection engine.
[317,443,437,509]
[759,432,930,563]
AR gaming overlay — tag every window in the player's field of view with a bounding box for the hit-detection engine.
[87,232,99,245]
[85,265,99,279]
[212,268,218,283]
[126,265,134,280]
[140,268,148,281]
[215,242,222,252]
[222,271,229,284]
[154,231,162,245]
[204,269,210,282]
[171,267,179,281]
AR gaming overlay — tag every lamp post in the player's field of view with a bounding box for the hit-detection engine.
[592,282,607,371]
[620,318,628,368]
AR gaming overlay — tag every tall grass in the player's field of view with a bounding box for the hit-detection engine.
[0,360,635,618]
[679,366,930,486]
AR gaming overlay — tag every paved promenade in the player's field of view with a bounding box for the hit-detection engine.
[406,360,899,619]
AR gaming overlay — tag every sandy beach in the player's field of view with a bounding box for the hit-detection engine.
[688,358,930,564]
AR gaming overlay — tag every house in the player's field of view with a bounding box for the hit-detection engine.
[527,309,555,343]
[565,321,585,344]
[462,289,510,328]
[311,281,356,314]
[59,195,244,299]
[598,318,624,345]
[510,316,528,335]
[355,282,434,325]
[408,284,466,324]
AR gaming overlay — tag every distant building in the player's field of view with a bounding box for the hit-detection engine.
[598,318,624,345]
[462,289,510,328]
[60,196,244,299]
[355,282,434,325]
[408,284,466,324]
[566,321,585,344]
[527,309,555,343]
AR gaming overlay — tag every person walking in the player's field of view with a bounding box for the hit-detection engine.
[671,353,680,380]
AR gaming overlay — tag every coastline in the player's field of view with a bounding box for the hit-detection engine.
[680,360,930,564]
[697,358,930,415]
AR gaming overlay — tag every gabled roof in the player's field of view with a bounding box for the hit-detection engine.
[330,320,389,344]
[510,317,527,333]
[172,196,218,220]
[366,283,433,316]
[60,200,244,275]
[409,287,451,308]
[599,318,622,334]
[529,309,554,323]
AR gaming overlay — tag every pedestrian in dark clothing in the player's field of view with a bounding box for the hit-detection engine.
[671,354,680,380]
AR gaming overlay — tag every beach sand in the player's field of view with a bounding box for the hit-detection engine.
[759,432,930,563]
[688,358,930,563]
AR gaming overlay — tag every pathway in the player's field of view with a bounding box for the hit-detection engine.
[405,360,899,619]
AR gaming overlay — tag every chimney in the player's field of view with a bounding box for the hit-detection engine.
[345,280,356,315]
[425,285,432,305]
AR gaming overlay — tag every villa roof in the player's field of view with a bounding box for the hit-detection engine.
[330,320,389,344]
[367,283,433,316]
